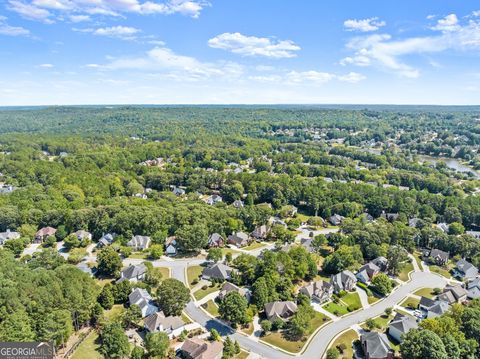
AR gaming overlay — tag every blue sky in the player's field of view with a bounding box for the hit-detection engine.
[0,0,479,105]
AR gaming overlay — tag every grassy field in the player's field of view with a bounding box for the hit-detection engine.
[234,351,250,359]
[342,292,361,310]
[193,283,221,300]
[157,266,170,279]
[413,288,435,299]
[261,312,330,353]
[400,296,420,309]
[398,262,414,281]
[181,311,192,324]
[187,265,204,287]
[413,251,424,270]
[243,241,266,251]
[361,314,393,331]
[128,252,148,259]
[429,265,452,279]
[201,300,220,317]
[323,301,349,316]
[71,331,102,359]
[240,322,254,335]
[104,305,126,322]
[329,329,358,358]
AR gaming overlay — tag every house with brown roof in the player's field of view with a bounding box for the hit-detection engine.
[227,232,250,247]
[34,227,57,243]
[264,301,298,321]
[179,337,223,359]
[251,225,269,240]
[208,233,224,248]
[144,311,185,338]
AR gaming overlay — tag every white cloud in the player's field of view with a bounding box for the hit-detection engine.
[0,16,30,36]
[286,71,335,84]
[337,72,366,83]
[69,14,91,22]
[38,63,54,68]
[473,10,480,17]
[431,14,460,32]
[75,26,141,39]
[341,13,480,78]
[7,0,209,23]
[208,32,300,58]
[344,17,386,32]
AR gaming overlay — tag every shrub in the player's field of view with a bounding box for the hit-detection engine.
[201,285,208,290]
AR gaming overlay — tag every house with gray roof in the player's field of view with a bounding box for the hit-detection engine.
[144,311,185,338]
[300,237,315,253]
[129,288,158,317]
[299,280,333,304]
[179,337,223,359]
[356,262,381,284]
[73,230,92,241]
[388,313,418,343]
[438,284,468,304]
[202,263,234,281]
[127,235,151,251]
[361,331,394,359]
[232,200,244,209]
[218,282,250,301]
[117,263,147,283]
[426,301,449,318]
[251,225,269,240]
[330,270,357,293]
[208,233,224,248]
[371,256,388,272]
[0,229,20,245]
[467,278,480,299]
[454,259,478,280]
[264,301,298,321]
[425,248,449,266]
[227,232,250,247]
[328,214,345,226]
[97,233,115,247]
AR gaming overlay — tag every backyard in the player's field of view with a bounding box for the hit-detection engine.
[71,331,102,359]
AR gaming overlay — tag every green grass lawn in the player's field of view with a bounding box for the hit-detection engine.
[71,331,102,359]
[157,266,170,279]
[413,288,435,299]
[429,265,451,279]
[341,292,361,310]
[234,351,250,359]
[243,241,266,251]
[128,252,148,259]
[181,311,192,324]
[201,300,220,317]
[104,304,126,322]
[187,265,204,287]
[222,247,240,257]
[261,312,330,353]
[240,322,254,335]
[400,296,420,310]
[329,329,359,358]
[323,301,349,316]
[398,262,414,281]
[193,283,221,300]
[361,314,393,331]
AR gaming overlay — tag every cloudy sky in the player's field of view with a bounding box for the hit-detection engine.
[0,0,479,105]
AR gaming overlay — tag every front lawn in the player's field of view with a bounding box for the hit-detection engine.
[157,266,170,279]
[201,300,220,317]
[342,292,361,310]
[329,329,359,358]
[413,288,435,299]
[187,265,204,287]
[104,304,126,322]
[413,251,423,270]
[398,262,414,281]
[400,296,420,310]
[193,283,221,301]
[71,331,102,359]
[128,252,148,259]
[323,301,349,316]
[243,242,266,251]
[360,314,393,331]
[429,265,451,279]
[261,312,330,353]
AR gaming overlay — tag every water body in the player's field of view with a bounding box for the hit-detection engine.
[417,154,480,178]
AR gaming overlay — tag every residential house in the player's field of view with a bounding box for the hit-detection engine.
[270,217,287,228]
[328,214,345,226]
[179,337,223,359]
[437,222,450,233]
[202,263,234,281]
[467,278,480,299]
[117,263,147,283]
[418,296,436,311]
[227,232,250,247]
[0,229,20,245]
[208,233,224,248]
[388,313,418,343]
[419,296,450,318]
[381,211,399,222]
[300,238,314,253]
[165,236,177,255]
[408,217,420,228]
[205,195,222,205]
[127,235,151,251]
[172,186,186,196]
[97,233,115,247]
[232,200,244,209]
[361,331,394,359]
[454,259,478,280]
[128,288,158,317]
[144,311,185,338]
[425,248,450,266]
[356,262,381,284]
[466,230,480,239]
[371,257,389,272]
[34,227,57,243]
[438,284,468,304]
[264,301,298,321]
[251,225,269,240]
[73,230,92,241]
[330,270,357,293]
[218,282,250,302]
[299,280,333,304]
